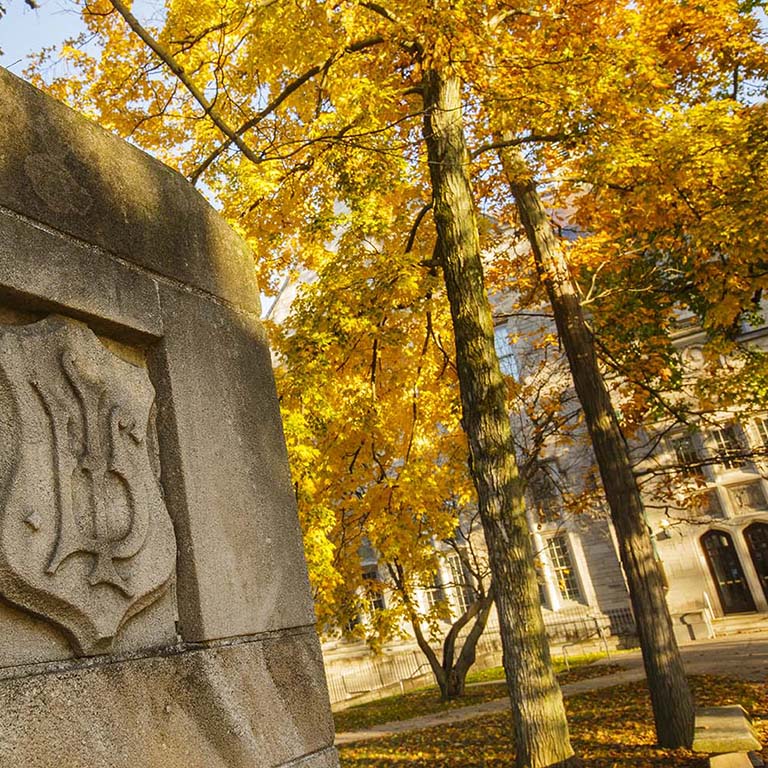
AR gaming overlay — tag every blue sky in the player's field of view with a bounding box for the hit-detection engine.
[0,0,85,74]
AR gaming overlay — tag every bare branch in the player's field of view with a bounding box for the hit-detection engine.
[169,21,228,52]
[494,310,554,320]
[360,1,400,25]
[404,202,432,254]
[471,132,572,160]
[359,1,422,54]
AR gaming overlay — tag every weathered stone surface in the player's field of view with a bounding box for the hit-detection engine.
[0,69,259,314]
[0,586,177,670]
[0,316,176,654]
[694,706,762,754]
[710,753,755,768]
[672,610,715,644]
[0,208,162,341]
[149,286,315,641]
[0,630,338,768]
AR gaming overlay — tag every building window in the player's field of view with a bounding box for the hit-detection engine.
[670,434,704,477]
[446,552,476,615]
[529,461,561,523]
[711,424,745,470]
[424,571,445,609]
[493,325,519,379]
[701,530,756,614]
[728,482,768,513]
[547,535,582,602]
[744,522,768,602]
[362,565,386,612]
[754,417,768,459]
[755,417,768,445]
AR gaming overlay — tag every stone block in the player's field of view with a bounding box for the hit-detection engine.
[0,208,162,341]
[148,285,315,641]
[0,630,338,768]
[281,748,342,767]
[710,754,754,768]
[694,706,762,754]
[0,586,177,670]
[672,610,715,643]
[673,622,693,645]
[0,68,259,314]
[0,64,334,768]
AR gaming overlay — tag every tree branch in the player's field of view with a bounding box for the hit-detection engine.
[169,20,228,52]
[189,35,385,182]
[387,561,445,687]
[359,1,422,55]
[404,202,432,254]
[108,0,265,169]
[471,132,572,160]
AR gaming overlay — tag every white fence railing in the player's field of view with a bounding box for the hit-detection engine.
[324,606,636,707]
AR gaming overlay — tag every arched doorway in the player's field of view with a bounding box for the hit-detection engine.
[744,522,768,602]
[701,530,756,614]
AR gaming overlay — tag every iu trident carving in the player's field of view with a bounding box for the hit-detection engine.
[0,317,176,655]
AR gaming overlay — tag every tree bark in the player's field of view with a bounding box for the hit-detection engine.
[422,69,579,768]
[500,145,695,748]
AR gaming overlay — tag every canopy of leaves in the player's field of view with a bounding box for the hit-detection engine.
[29,0,768,632]
[270,237,475,638]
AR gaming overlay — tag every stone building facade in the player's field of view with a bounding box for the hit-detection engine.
[493,286,768,640]
[491,290,635,640]
[637,316,768,626]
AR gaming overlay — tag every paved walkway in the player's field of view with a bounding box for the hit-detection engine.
[335,632,768,746]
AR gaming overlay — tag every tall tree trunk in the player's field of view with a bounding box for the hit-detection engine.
[422,69,578,768]
[500,145,695,749]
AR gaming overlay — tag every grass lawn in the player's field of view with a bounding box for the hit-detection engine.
[337,675,768,767]
[464,652,618,685]
[334,657,625,733]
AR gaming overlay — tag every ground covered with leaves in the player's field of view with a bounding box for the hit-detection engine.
[338,676,768,767]
[334,661,624,733]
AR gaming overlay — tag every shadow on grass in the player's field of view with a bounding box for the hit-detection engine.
[335,663,626,733]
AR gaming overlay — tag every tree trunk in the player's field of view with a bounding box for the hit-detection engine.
[422,69,579,768]
[500,145,695,748]
[439,588,495,700]
[395,563,495,701]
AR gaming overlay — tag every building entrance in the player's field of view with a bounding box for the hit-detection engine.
[701,530,756,614]
[744,522,768,603]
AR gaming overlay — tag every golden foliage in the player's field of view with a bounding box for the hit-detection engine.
[29,0,768,629]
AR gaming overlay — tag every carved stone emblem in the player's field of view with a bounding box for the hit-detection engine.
[0,316,176,654]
